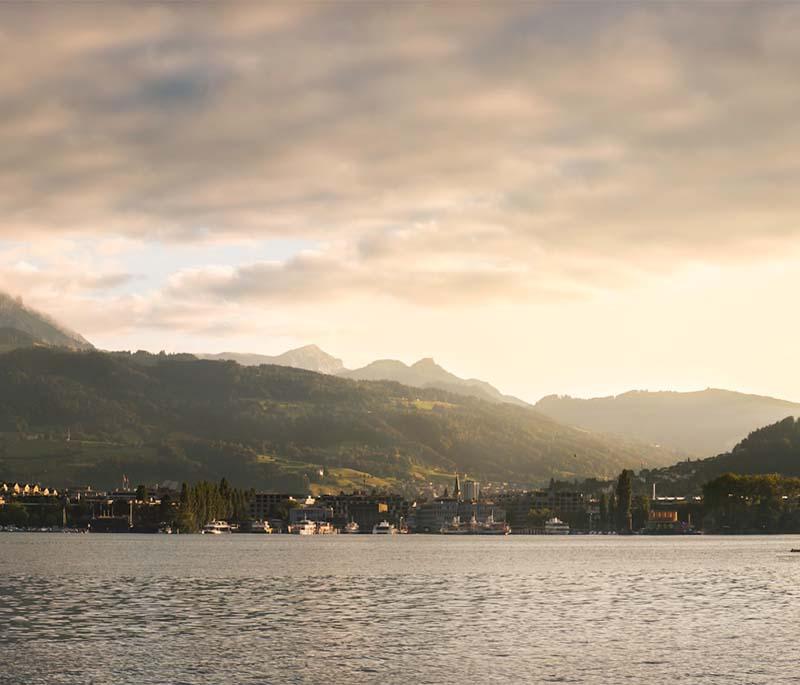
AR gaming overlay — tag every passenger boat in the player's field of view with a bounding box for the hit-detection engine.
[440,515,478,535]
[479,513,510,535]
[341,521,360,534]
[372,520,397,534]
[289,519,317,535]
[544,517,570,535]
[250,520,273,534]
[201,520,232,535]
[317,521,336,535]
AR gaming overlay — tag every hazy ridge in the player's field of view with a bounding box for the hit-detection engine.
[535,389,800,458]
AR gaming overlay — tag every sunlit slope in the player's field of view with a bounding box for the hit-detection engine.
[0,348,673,489]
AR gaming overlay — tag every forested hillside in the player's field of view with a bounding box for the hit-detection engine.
[642,417,800,494]
[0,348,673,490]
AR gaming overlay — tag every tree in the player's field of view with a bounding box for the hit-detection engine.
[599,493,609,531]
[527,508,556,528]
[135,484,147,502]
[631,494,650,531]
[607,494,617,533]
[0,502,29,527]
[616,469,632,533]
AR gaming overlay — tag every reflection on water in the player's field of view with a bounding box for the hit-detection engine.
[1,535,799,684]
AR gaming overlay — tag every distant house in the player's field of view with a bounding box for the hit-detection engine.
[644,510,681,534]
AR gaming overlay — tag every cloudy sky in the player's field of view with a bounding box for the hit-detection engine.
[2,2,800,403]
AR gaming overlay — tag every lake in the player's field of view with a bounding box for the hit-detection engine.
[1,534,798,684]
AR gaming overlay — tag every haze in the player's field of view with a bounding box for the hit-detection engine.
[2,2,799,403]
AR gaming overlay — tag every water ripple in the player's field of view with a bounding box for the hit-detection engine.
[0,534,799,684]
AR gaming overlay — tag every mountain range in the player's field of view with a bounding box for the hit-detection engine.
[535,390,800,458]
[0,347,675,490]
[197,345,345,375]
[2,292,799,486]
[200,348,527,406]
[338,357,529,407]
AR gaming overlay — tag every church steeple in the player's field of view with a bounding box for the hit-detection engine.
[453,473,461,500]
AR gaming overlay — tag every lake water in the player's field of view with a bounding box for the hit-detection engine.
[1,534,799,684]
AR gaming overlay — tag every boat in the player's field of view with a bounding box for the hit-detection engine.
[289,519,317,535]
[316,521,337,535]
[544,517,570,535]
[791,549,800,553]
[201,520,232,535]
[479,513,510,536]
[341,521,360,534]
[372,520,397,534]
[441,515,478,535]
[249,520,273,534]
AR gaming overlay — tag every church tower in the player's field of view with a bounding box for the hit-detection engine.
[453,473,461,501]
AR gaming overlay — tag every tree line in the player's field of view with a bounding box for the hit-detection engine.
[175,478,254,532]
[703,473,800,533]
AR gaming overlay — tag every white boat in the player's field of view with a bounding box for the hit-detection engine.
[544,517,570,535]
[317,521,337,535]
[201,520,232,535]
[372,520,397,535]
[341,521,360,534]
[289,519,317,535]
[250,520,273,534]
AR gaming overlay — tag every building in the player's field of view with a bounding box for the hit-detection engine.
[463,479,481,501]
[250,492,306,521]
[289,504,334,525]
[531,487,585,514]
[643,510,682,534]
[317,492,408,531]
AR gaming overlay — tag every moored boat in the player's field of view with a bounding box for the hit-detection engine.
[201,520,232,535]
[289,519,317,535]
[372,520,397,534]
[479,513,510,535]
[250,520,273,534]
[544,517,570,535]
[440,515,478,535]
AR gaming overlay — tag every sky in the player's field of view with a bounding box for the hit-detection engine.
[2,1,800,404]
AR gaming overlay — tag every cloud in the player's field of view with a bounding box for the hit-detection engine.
[163,250,537,308]
[2,1,800,337]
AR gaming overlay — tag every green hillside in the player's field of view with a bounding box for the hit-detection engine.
[0,348,674,490]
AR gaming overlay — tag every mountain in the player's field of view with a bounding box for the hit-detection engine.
[0,292,92,351]
[644,416,800,495]
[0,347,674,490]
[198,344,344,374]
[339,357,529,407]
[535,389,800,458]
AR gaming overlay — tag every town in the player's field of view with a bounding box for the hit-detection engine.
[0,471,713,535]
